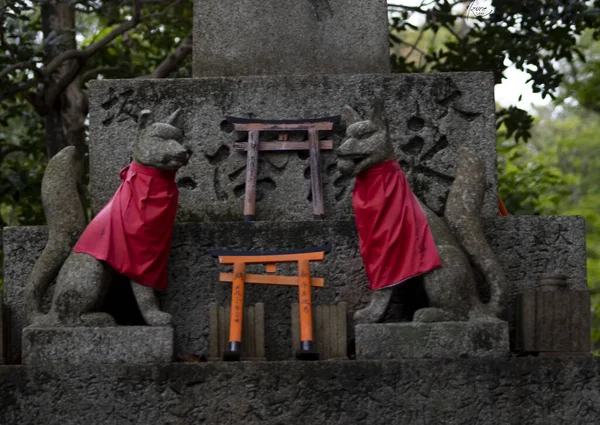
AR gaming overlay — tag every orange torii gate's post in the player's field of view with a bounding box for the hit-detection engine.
[211,245,330,361]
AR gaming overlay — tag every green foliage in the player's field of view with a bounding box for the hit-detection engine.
[389,0,600,142]
[0,1,193,289]
[81,1,193,80]
[0,102,46,290]
[558,29,600,114]
[497,140,575,216]
[498,105,600,352]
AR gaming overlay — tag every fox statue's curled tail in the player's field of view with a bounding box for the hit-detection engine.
[24,146,87,324]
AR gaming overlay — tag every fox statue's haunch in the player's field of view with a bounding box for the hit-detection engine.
[337,101,507,323]
[25,109,190,327]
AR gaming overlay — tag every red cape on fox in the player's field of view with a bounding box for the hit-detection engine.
[73,162,178,291]
[353,160,442,290]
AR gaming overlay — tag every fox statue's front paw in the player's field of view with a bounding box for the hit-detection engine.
[353,289,392,324]
[143,310,173,326]
[353,307,383,325]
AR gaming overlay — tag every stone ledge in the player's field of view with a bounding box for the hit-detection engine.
[355,321,509,359]
[1,359,600,424]
[3,216,587,361]
[88,72,498,219]
[0,301,4,364]
[22,326,174,364]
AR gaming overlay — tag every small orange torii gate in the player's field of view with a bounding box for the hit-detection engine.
[210,245,330,361]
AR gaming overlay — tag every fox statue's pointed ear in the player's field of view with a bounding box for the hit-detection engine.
[166,108,184,130]
[138,110,154,130]
[342,105,362,127]
[370,99,386,128]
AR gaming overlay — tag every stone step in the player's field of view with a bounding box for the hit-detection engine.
[1,359,599,424]
[0,297,4,365]
[22,326,174,365]
[355,321,509,359]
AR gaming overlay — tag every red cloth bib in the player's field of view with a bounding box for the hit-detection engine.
[352,160,442,291]
[73,162,178,290]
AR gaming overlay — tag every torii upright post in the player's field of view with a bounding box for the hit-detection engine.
[227,116,339,221]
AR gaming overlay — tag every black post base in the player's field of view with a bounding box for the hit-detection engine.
[223,341,241,361]
[296,340,319,361]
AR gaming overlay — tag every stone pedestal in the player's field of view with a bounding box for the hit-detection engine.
[0,301,4,364]
[3,359,600,424]
[193,0,389,77]
[4,216,587,361]
[355,321,510,359]
[22,326,174,365]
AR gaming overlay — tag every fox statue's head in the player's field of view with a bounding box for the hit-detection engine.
[133,108,191,172]
[336,100,396,177]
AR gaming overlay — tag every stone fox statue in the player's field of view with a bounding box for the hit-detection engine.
[25,109,190,327]
[336,101,507,324]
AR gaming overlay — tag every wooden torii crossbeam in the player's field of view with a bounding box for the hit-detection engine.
[226,116,340,221]
[210,244,330,361]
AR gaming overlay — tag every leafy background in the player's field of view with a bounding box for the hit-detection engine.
[1,0,600,351]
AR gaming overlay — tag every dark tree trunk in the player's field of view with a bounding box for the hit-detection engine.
[41,1,88,219]
[42,0,87,160]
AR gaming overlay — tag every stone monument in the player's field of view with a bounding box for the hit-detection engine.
[1,0,597,423]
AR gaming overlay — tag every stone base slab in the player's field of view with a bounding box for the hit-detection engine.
[2,359,600,424]
[0,301,4,364]
[22,326,174,364]
[355,321,509,359]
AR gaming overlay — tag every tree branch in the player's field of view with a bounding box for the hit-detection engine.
[141,31,192,78]
[407,26,426,59]
[45,61,83,108]
[387,4,470,19]
[0,0,185,104]
[442,22,463,41]
[43,0,143,77]
[80,66,125,83]
[400,40,427,57]
[0,62,36,80]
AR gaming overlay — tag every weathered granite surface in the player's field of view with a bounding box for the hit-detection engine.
[193,0,389,77]
[22,326,174,364]
[0,300,4,364]
[2,359,600,424]
[3,216,586,361]
[518,287,591,353]
[355,322,509,359]
[88,73,498,219]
